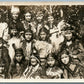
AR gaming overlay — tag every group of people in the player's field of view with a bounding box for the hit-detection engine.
[0,5,84,79]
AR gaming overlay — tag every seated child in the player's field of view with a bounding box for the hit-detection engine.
[23,55,42,79]
[46,54,63,79]
[9,48,28,79]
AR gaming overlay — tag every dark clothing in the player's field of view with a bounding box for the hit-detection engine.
[8,18,24,33]
[61,59,84,79]
[21,40,34,61]
[9,59,28,79]
[60,39,84,55]
[0,46,11,78]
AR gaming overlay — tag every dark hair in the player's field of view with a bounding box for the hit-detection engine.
[24,11,32,20]
[9,24,18,38]
[46,53,59,67]
[59,50,72,65]
[24,28,33,41]
[13,48,25,64]
[38,27,50,41]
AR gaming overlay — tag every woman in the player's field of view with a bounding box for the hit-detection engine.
[59,50,84,79]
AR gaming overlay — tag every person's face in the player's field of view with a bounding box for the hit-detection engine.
[40,58,46,66]
[11,29,17,36]
[36,14,43,22]
[61,54,69,64]
[25,32,32,41]
[64,30,72,41]
[47,56,55,67]
[31,58,37,66]
[0,66,4,74]
[40,31,47,41]
[48,16,54,24]
[12,12,19,20]
[25,12,31,22]
[16,54,23,62]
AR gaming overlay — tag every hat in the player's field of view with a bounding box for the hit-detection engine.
[0,38,7,44]
[15,48,23,55]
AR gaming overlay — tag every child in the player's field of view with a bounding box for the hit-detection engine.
[60,26,84,59]
[46,54,63,79]
[8,27,21,63]
[23,55,42,79]
[34,28,52,64]
[8,6,24,33]
[36,11,49,39]
[22,11,36,33]
[9,48,28,79]
[21,29,34,61]
[60,50,84,79]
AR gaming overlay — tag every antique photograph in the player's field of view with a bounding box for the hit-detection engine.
[0,2,84,79]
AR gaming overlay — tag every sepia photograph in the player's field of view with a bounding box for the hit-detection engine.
[0,2,83,80]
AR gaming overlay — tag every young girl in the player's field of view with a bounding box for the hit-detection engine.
[8,27,21,63]
[34,27,52,63]
[35,11,49,39]
[22,11,36,34]
[23,55,42,79]
[60,50,84,79]
[46,54,63,79]
[21,29,34,61]
[9,48,28,79]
